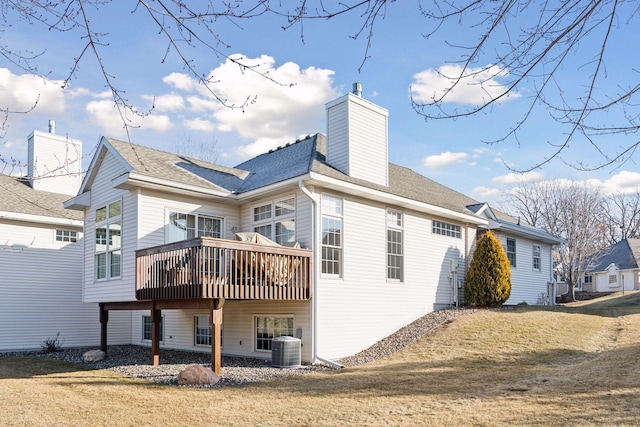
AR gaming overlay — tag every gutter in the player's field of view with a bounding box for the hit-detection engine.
[298,180,343,369]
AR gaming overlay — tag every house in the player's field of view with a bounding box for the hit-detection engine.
[0,123,129,351]
[64,85,561,373]
[580,238,640,293]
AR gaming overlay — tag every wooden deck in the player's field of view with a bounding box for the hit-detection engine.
[135,237,312,301]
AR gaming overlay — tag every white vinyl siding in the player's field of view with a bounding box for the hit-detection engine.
[82,150,138,303]
[494,232,554,305]
[0,218,131,351]
[326,94,389,186]
[128,301,311,362]
[315,193,470,360]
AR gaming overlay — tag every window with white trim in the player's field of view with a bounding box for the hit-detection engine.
[432,220,461,238]
[142,315,164,342]
[255,315,294,351]
[252,197,296,246]
[386,210,403,281]
[56,229,78,243]
[194,315,211,346]
[609,274,617,285]
[321,194,342,276]
[95,199,121,280]
[532,245,541,270]
[167,211,222,243]
[506,238,517,267]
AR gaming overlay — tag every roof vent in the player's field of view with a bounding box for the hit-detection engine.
[48,120,56,134]
[352,82,362,97]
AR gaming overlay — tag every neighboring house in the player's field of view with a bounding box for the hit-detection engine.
[580,238,640,293]
[0,124,130,351]
[64,86,561,372]
[467,204,562,305]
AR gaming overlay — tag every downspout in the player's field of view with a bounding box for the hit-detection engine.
[549,246,556,305]
[298,180,343,369]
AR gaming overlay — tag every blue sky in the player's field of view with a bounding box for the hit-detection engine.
[1,2,639,204]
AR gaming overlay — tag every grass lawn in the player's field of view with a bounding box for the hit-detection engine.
[2,292,640,426]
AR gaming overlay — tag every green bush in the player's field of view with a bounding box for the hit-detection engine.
[465,231,511,307]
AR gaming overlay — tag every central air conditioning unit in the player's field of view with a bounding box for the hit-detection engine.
[271,336,301,368]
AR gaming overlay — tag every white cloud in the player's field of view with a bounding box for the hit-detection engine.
[492,171,544,185]
[163,72,199,92]
[423,151,468,168]
[85,100,173,136]
[472,186,503,199]
[143,93,185,112]
[411,64,521,105]
[184,118,216,132]
[0,68,66,114]
[161,54,338,158]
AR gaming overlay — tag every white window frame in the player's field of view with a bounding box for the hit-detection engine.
[254,315,294,352]
[584,274,593,284]
[95,199,122,280]
[386,209,404,282]
[532,245,541,271]
[166,210,223,243]
[321,194,343,277]
[432,220,461,239]
[506,238,517,268]
[251,196,296,246]
[194,315,212,347]
[142,315,164,342]
[55,229,78,243]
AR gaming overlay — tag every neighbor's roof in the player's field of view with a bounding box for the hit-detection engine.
[587,239,640,272]
[0,174,82,221]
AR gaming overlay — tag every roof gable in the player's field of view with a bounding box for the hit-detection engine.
[588,239,640,272]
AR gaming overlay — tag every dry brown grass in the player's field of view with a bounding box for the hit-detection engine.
[3,292,640,426]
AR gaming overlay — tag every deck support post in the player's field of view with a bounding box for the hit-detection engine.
[99,303,108,353]
[210,298,225,375]
[151,301,161,366]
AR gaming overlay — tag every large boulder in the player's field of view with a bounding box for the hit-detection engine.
[83,349,106,363]
[177,365,220,386]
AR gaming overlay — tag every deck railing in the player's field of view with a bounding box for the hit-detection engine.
[136,237,312,301]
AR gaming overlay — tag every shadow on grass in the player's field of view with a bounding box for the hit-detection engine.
[0,356,92,379]
[514,291,640,318]
[255,341,640,401]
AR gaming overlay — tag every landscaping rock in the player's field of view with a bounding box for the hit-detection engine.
[177,365,219,386]
[83,349,106,363]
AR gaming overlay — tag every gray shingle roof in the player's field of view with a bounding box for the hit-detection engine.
[103,133,551,227]
[588,239,640,272]
[105,138,248,193]
[0,174,82,220]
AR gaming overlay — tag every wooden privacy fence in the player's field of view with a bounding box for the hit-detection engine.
[135,237,312,301]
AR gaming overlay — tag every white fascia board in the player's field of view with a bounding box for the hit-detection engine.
[64,191,91,210]
[116,172,234,199]
[0,210,83,227]
[234,175,313,202]
[494,221,563,245]
[78,137,133,194]
[307,172,487,225]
